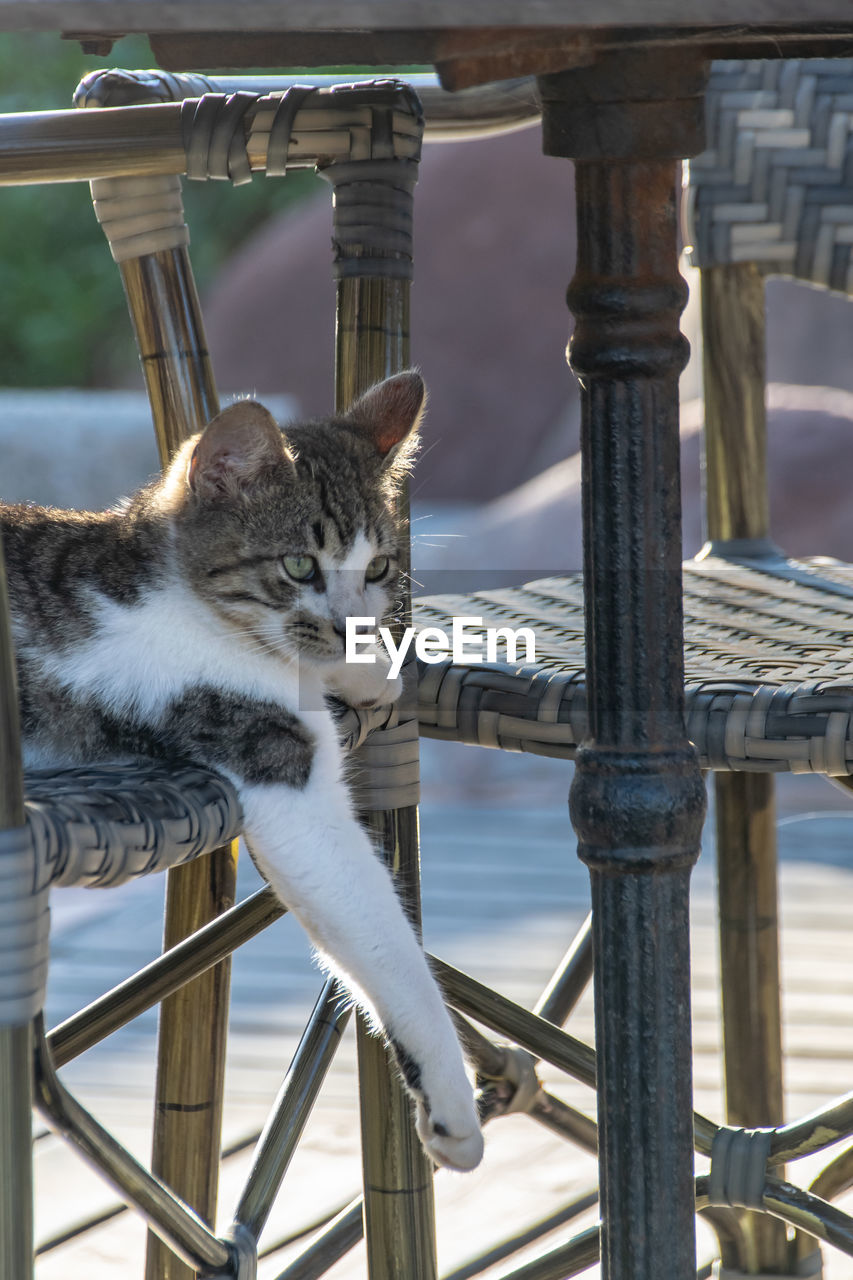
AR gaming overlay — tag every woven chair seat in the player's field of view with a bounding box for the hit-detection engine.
[23,760,242,890]
[18,696,402,894]
[414,554,853,774]
[21,551,853,891]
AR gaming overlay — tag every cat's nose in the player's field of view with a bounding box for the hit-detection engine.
[334,617,369,640]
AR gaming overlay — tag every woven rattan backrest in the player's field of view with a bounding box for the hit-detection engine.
[686,58,853,292]
[684,59,853,554]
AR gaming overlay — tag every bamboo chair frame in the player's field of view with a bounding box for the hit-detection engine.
[2,59,853,1280]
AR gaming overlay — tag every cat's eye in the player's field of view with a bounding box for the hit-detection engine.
[365,555,390,583]
[283,555,317,582]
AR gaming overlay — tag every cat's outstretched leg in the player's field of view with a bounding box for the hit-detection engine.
[239,775,484,1172]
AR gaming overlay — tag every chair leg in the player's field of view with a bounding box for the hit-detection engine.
[0,535,34,1280]
[715,773,788,1271]
[355,809,437,1280]
[325,147,437,1274]
[357,1022,438,1280]
[700,263,770,552]
[108,236,239,1279]
[347,391,439,1278]
[0,1023,33,1280]
[144,848,238,1280]
[701,262,791,1272]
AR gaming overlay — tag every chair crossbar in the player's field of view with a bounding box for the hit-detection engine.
[0,83,422,187]
[48,886,284,1067]
[32,1016,232,1273]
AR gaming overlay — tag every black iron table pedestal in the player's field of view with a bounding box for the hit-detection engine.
[539,52,709,1280]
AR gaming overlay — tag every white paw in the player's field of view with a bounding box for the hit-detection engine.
[389,1035,484,1171]
[415,1099,484,1172]
[382,670,404,705]
[329,647,402,709]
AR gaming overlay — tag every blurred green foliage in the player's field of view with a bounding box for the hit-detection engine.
[0,32,320,387]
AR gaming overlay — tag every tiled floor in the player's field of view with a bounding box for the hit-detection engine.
[33,759,853,1279]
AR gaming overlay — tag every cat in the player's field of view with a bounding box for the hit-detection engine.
[2,370,484,1173]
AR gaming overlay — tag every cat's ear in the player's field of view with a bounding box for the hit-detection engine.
[343,370,426,468]
[188,401,294,500]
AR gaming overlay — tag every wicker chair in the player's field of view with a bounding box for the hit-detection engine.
[4,56,853,1280]
[1,74,597,1280]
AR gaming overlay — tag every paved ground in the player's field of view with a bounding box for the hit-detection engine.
[33,756,853,1279]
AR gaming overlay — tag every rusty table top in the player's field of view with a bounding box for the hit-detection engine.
[0,3,851,91]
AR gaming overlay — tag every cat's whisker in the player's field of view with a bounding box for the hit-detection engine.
[240,623,287,637]
[234,628,301,661]
[408,437,443,497]
[411,531,465,540]
[237,629,288,647]
[238,636,287,660]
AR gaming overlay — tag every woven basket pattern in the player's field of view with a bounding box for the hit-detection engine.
[24,760,241,890]
[686,59,853,292]
[414,558,853,774]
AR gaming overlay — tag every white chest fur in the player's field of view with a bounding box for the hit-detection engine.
[32,581,315,722]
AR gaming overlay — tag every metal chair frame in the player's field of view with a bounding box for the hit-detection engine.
[0,75,604,1280]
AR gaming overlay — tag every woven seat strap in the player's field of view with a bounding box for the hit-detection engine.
[687,59,853,293]
[265,86,317,176]
[350,715,420,812]
[181,90,256,185]
[709,1124,772,1210]
[90,173,189,263]
[348,656,420,812]
[710,1124,822,1278]
[180,86,320,183]
[0,826,50,1025]
[320,156,417,281]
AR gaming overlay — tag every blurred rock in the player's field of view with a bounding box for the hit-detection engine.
[203,128,580,504]
[766,280,853,394]
[203,124,853,516]
[412,385,853,583]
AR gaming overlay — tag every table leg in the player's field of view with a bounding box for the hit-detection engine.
[540,53,708,1280]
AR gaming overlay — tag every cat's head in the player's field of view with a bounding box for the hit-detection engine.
[162,371,425,667]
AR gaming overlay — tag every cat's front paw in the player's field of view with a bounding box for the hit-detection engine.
[415,1098,484,1173]
[391,1038,484,1171]
[328,647,402,710]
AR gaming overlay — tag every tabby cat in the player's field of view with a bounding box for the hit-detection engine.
[3,370,483,1172]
